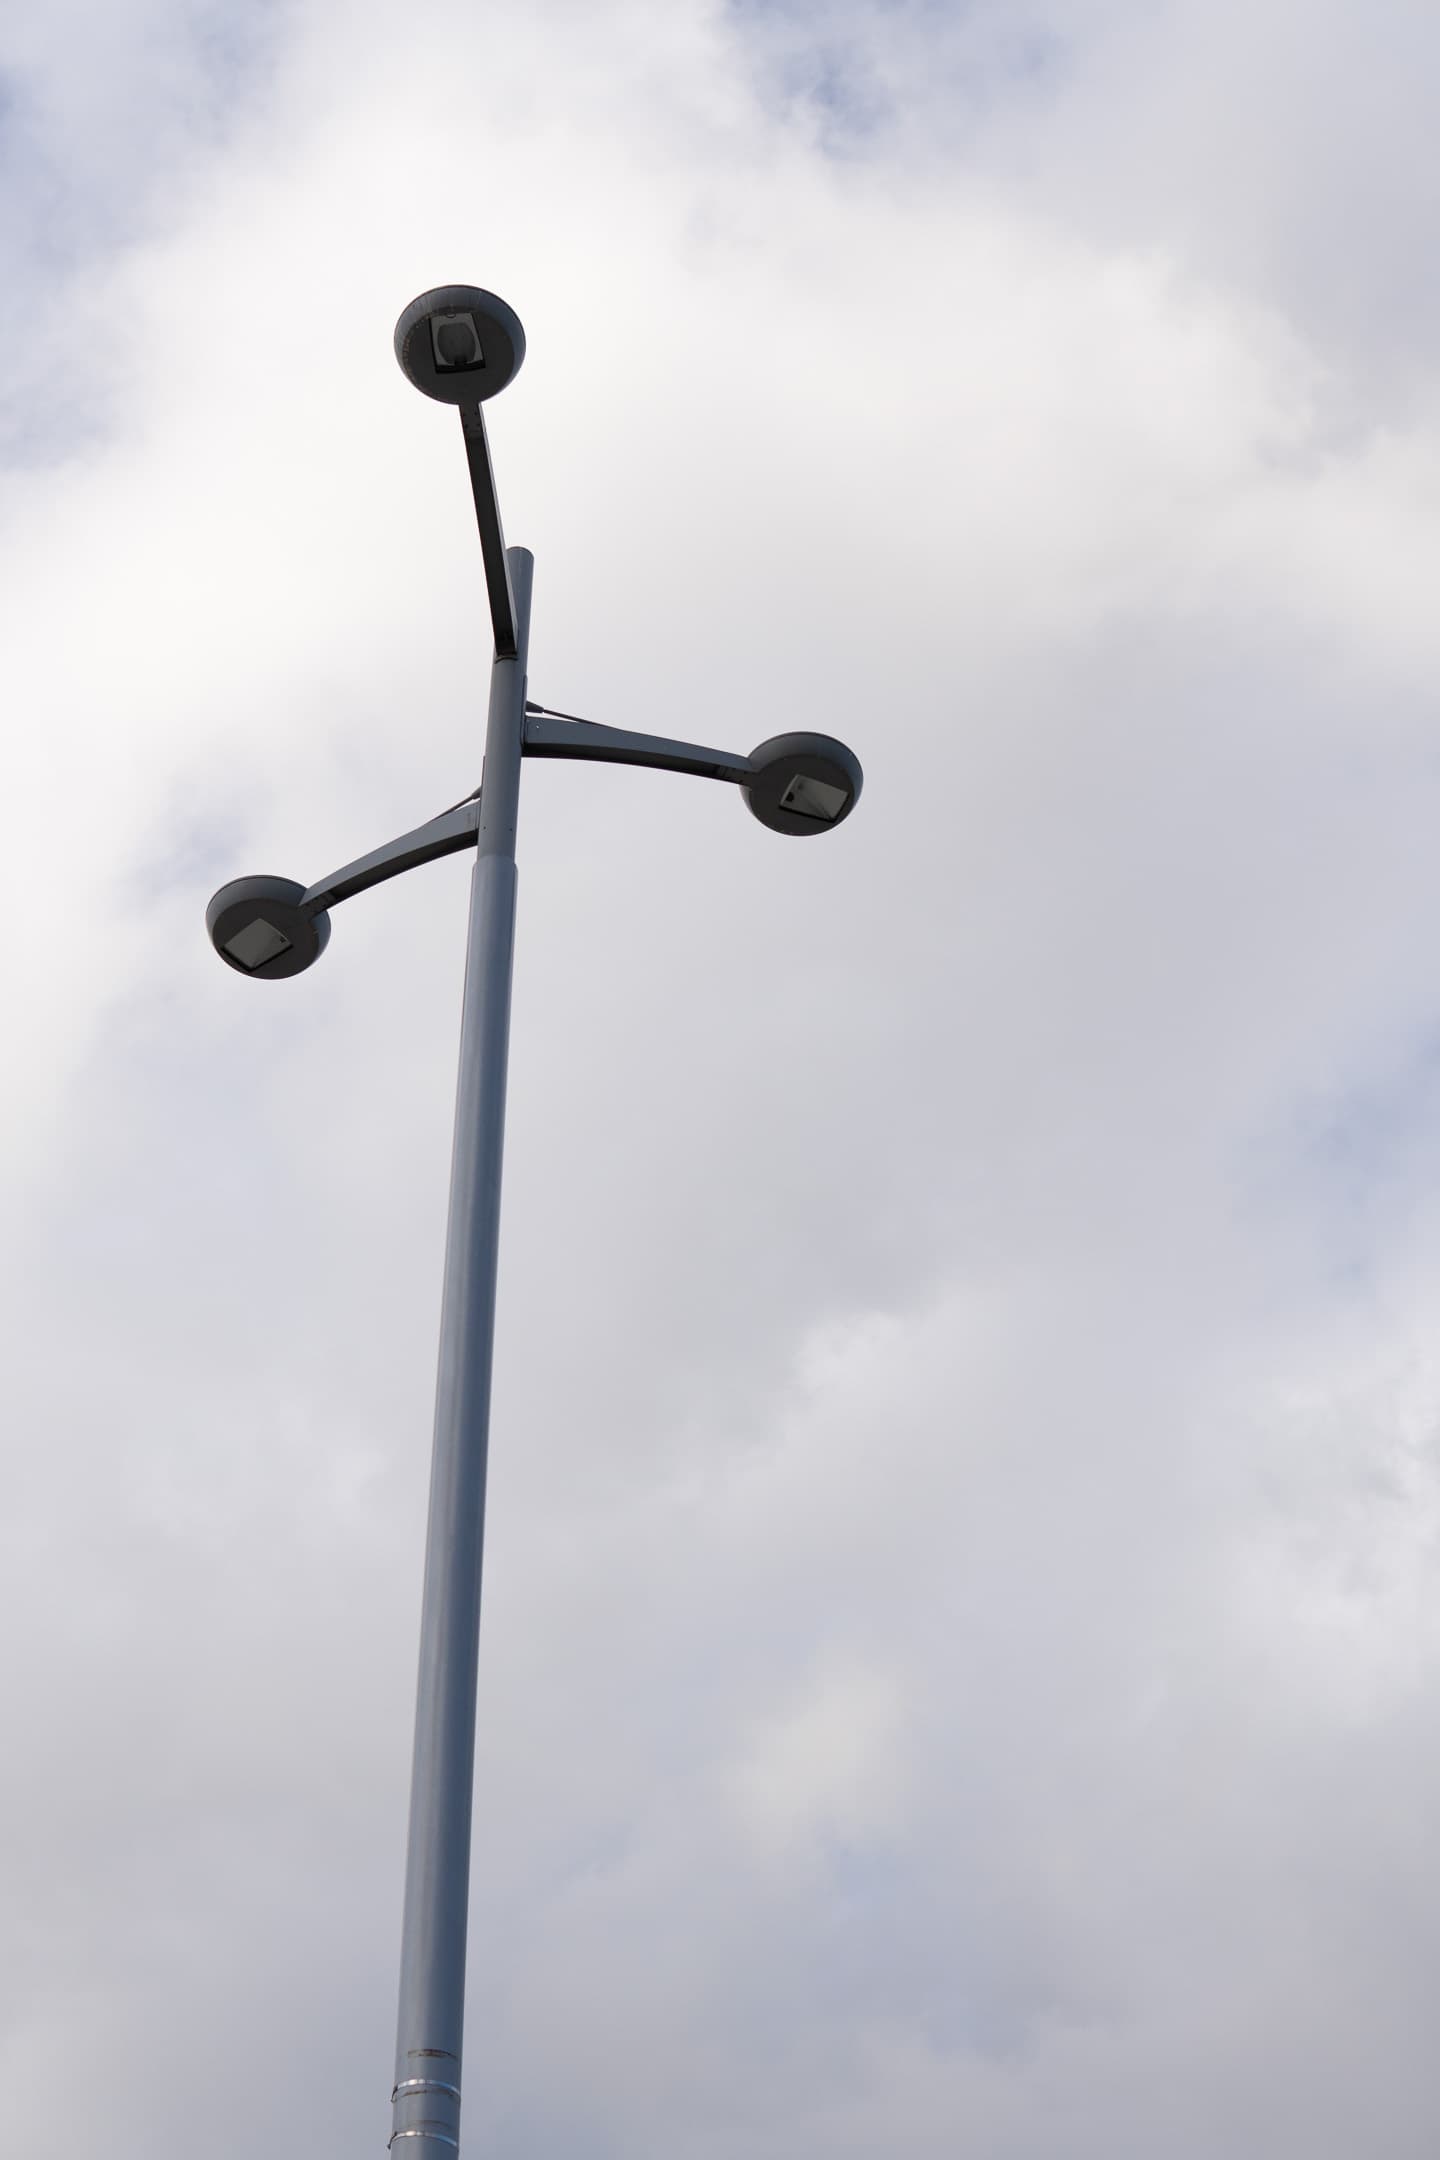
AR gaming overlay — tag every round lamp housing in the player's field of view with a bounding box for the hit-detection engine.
[207,876,330,980]
[394,286,526,404]
[743,733,863,836]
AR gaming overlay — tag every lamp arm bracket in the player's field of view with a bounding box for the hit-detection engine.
[299,711,757,920]
[300,799,480,916]
[522,709,754,784]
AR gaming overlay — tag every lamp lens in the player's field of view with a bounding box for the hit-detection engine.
[430,311,485,371]
[224,917,294,971]
[778,773,849,821]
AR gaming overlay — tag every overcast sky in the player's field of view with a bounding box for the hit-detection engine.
[6,1,1440,2153]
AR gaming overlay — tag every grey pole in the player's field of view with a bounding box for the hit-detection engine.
[391,544,534,2157]
[204,290,864,2160]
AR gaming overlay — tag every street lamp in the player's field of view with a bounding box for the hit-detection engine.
[206,284,862,2157]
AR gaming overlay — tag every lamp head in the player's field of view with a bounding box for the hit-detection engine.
[743,733,863,836]
[207,876,330,979]
[394,285,526,404]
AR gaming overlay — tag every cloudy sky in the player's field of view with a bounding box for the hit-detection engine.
[7,0,1440,2152]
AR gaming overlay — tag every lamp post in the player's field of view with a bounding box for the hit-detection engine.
[206,284,863,2157]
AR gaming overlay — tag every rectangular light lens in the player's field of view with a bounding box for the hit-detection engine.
[779,772,848,821]
[224,917,293,970]
[430,310,485,372]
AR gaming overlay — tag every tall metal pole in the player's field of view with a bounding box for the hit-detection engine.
[391,545,534,2156]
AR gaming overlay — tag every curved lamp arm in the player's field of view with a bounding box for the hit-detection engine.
[208,712,855,978]
[300,799,481,916]
[522,709,755,784]
[460,403,517,661]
